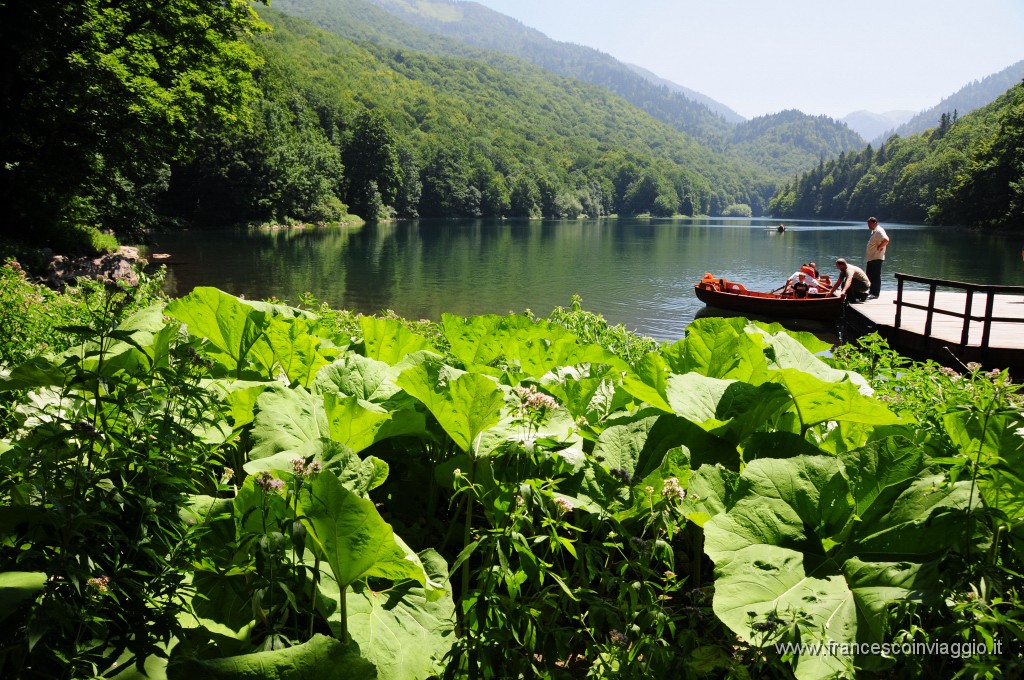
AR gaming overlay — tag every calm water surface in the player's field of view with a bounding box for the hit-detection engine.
[149,218,1024,341]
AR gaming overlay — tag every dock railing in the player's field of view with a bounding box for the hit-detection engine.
[893,272,1024,351]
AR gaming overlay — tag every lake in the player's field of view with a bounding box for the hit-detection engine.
[149,217,1023,342]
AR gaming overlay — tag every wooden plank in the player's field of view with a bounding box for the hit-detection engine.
[849,291,1024,350]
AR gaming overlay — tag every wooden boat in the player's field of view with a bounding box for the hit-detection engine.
[694,273,845,320]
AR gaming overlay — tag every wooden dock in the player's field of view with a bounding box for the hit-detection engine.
[843,274,1024,377]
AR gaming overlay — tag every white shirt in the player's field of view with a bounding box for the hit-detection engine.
[788,270,822,289]
[866,226,889,262]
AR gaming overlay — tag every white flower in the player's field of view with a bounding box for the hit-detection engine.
[662,477,686,502]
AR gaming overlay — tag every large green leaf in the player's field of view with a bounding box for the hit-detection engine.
[441,313,623,379]
[703,451,975,679]
[168,634,374,679]
[183,571,257,645]
[440,314,508,369]
[208,379,271,430]
[772,369,903,430]
[682,464,740,527]
[508,318,624,378]
[323,394,394,455]
[298,473,436,596]
[747,319,833,355]
[395,359,503,453]
[839,438,924,520]
[705,457,852,559]
[315,354,397,403]
[667,318,861,394]
[166,287,273,379]
[360,316,437,366]
[335,550,456,680]
[0,571,46,623]
[665,373,795,445]
[474,398,583,460]
[110,645,172,680]
[667,317,769,382]
[943,409,1024,523]
[711,544,857,680]
[540,364,623,423]
[746,321,855,387]
[177,496,253,649]
[241,440,387,498]
[314,354,426,443]
[249,385,328,460]
[593,408,739,478]
[263,315,331,388]
[619,351,673,412]
[844,557,940,643]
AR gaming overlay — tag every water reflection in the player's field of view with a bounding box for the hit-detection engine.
[150,217,1023,342]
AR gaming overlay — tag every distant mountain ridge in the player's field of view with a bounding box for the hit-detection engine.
[338,0,739,144]
[622,62,746,124]
[871,60,1024,145]
[840,110,915,142]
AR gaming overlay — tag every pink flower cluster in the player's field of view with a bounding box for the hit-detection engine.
[552,497,574,514]
[291,457,323,478]
[254,472,286,494]
[662,477,686,502]
[514,384,559,412]
[87,575,111,593]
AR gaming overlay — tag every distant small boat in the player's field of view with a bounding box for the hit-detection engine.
[694,273,845,320]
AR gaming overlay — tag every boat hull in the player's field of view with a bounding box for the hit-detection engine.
[694,281,845,320]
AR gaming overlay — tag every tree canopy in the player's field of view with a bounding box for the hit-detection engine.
[769,82,1024,230]
[0,0,268,247]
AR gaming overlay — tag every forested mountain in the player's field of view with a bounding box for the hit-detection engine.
[769,81,1024,230]
[14,0,1017,253]
[162,7,779,229]
[872,60,1024,145]
[622,63,746,124]
[727,111,866,177]
[269,0,735,145]
[269,0,863,174]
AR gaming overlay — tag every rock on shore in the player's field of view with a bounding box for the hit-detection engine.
[45,246,144,290]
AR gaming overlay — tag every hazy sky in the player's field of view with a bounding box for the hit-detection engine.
[467,0,1024,120]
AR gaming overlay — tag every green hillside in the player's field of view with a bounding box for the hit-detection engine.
[164,7,779,227]
[874,60,1024,144]
[270,0,738,144]
[0,0,903,253]
[269,0,864,177]
[769,81,1024,230]
[727,110,866,177]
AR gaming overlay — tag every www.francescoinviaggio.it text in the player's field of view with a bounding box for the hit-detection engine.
[775,640,1004,659]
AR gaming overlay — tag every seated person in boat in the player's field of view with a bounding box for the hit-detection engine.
[783,264,824,295]
[805,261,832,288]
[827,258,870,302]
[791,273,810,298]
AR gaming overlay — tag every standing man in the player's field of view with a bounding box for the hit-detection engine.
[865,216,889,299]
